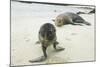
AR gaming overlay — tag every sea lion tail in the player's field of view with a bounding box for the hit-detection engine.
[83,21,91,26]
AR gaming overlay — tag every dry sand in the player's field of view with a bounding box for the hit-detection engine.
[11,1,95,66]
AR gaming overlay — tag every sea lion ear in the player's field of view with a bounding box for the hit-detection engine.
[52,19,55,22]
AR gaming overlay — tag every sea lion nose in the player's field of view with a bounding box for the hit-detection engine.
[47,31,52,36]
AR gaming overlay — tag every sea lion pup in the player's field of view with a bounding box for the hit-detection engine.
[29,23,64,62]
[53,12,91,27]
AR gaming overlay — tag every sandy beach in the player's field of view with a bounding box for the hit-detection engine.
[11,1,95,66]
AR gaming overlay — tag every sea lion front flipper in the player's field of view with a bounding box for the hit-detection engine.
[54,41,59,45]
[29,56,46,63]
[55,46,65,51]
[53,42,65,51]
[70,22,83,26]
[29,45,48,62]
[53,41,59,49]
[68,19,82,26]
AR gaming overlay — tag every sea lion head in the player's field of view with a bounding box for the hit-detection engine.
[52,17,64,27]
[39,23,56,41]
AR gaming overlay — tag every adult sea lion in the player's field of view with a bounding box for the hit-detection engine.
[53,12,91,27]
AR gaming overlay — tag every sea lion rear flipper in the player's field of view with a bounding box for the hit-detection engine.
[83,21,91,26]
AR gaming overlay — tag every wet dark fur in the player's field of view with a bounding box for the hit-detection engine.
[38,23,58,60]
[39,23,56,42]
